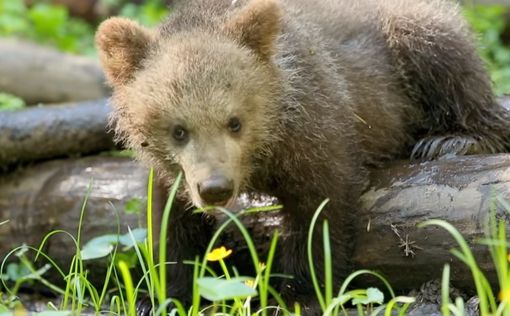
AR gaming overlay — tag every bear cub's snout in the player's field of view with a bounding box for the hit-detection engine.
[197,175,234,206]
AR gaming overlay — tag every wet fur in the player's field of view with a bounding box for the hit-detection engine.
[96,0,510,314]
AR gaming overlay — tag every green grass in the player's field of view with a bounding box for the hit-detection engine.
[1,172,510,315]
[419,193,510,316]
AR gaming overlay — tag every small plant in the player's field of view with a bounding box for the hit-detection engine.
[0,183,147,315]
[0,93,25,112]
[118,0,168,27]
[131,172,413,315]
[305,200,414,316]
[7,170,510,315]
[0,0,95,54]
[420,193,510,316]
[1,169,415,315]
[0,0,167,56]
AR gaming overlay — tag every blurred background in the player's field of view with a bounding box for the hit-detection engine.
[0,0,509,111]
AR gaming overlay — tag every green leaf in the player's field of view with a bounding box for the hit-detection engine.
[80,229,147,260]
[80,243,114,260]
[0,93,25,111]
[118,228,147,247]
[113,251,138,268]
[4,262,30,281]
[119,1,168,27]
[28,4,67,36]
[0,15,29,34]
[124,198,144,215]
[80,235,118,260]
[0,0,26,15]
[197,277,257,301]
[352,287,384,305]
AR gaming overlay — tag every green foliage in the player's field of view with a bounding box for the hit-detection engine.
[118,0,168,27]
[1,262,31,283]
[196,277,257,302]
[464,5,510,95]
[0,0,168,55]
[0,93,25,112]
[5,171,510,315]
[0,0,95,54]
[124,197,144,215]
[351,288,384,306]
[80,228,147,260]
[0,183,150,315]
[420,193,510,316]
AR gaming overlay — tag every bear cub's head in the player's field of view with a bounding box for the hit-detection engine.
[96,0,282,207]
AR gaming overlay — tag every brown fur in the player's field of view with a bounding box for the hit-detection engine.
[96,0,510,313]
[96,17,155,86]
[223,0,281,61]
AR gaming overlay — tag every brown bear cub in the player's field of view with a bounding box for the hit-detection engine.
[96,0,510,314]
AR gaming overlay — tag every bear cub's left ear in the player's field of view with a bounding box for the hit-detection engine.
[95,17,155,87]
[224,0,282,61]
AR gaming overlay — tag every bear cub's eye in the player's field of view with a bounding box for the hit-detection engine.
[172,125,188,143]
[228,117,242,133]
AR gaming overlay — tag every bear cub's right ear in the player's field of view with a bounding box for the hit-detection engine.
[95,17,155,87]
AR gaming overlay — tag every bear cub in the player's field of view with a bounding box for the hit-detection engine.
[96,0,510,314]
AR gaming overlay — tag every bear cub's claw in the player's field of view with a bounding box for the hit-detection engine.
[136,295,153,316]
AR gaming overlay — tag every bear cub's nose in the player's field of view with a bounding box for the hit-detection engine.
[198,176,234,205]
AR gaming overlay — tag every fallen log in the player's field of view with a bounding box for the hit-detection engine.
[0,99,116,169]
[0,157,148,285]
[1,155,509,291]
[3,96,508,170]
[0,157,145,257]
[0,39,109,104]
[353,154,510,289]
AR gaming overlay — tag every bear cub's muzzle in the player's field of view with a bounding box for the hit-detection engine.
[197,175,234,206]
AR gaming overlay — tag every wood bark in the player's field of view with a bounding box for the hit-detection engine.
[0,39,109,104]
[0,99,116,169]
[1,155,510,290]
[353,154,510,290]
[2,96,508,170]
[0,157,148,285]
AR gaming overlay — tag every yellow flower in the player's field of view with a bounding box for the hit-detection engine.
[499,289,510,302]
[259,262,266,271]
[245,279,255,288]
[206,246,232,261]
[13,305,28,316]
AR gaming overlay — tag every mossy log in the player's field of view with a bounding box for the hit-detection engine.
[1,155,510,291]
[0,39,109,104]
[0,99,116,169]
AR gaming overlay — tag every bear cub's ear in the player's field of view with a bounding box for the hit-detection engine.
[95,17,155,87]
[224,0,282,61]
